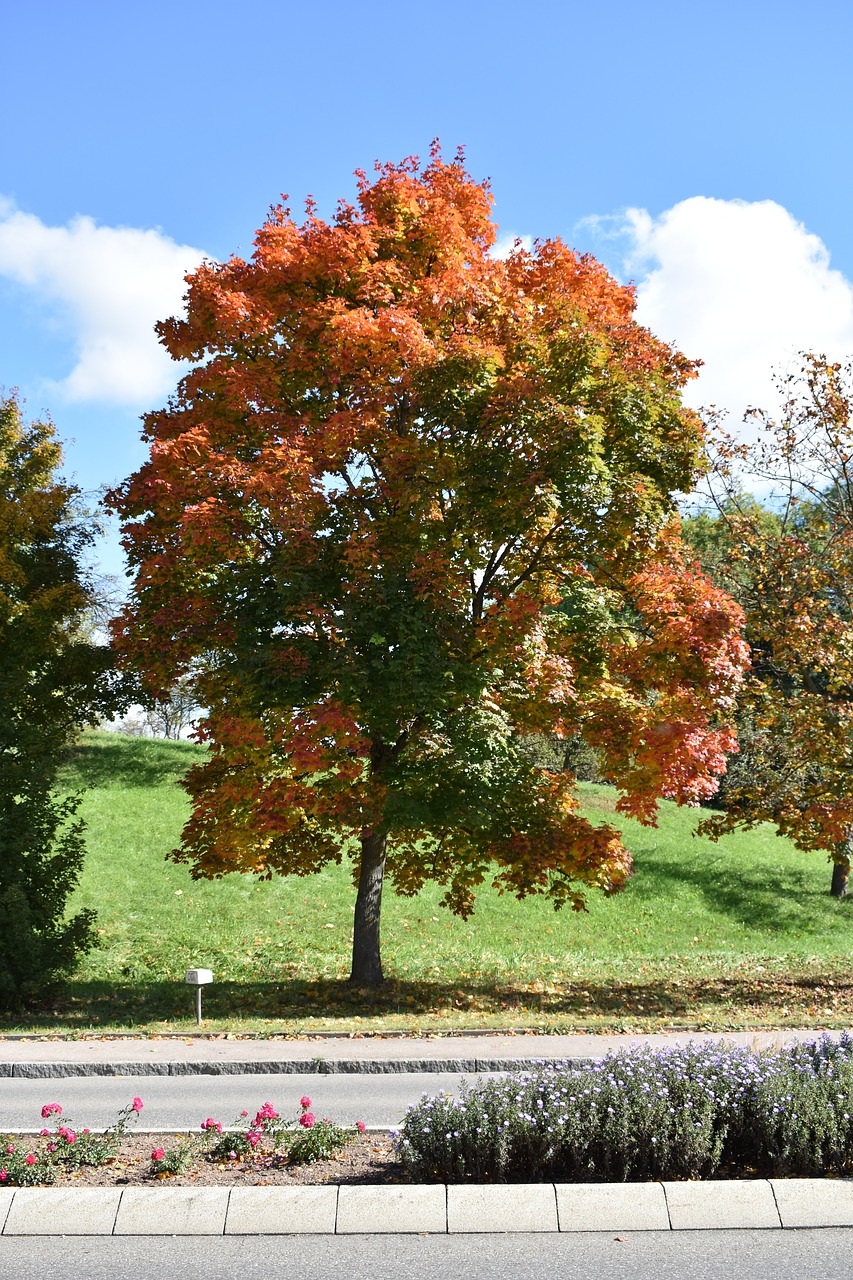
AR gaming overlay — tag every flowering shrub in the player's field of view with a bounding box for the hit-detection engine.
[0,1096,144,1187]
[395,1034,853,1183]
[148,1134,202,1177]
[0,1141,53,1188]
[153,1096,364,1174]
[147,1105,235,1172]
[201,1100,286,1165]
[286,1110,354,1165]
[206,1090,358,1172]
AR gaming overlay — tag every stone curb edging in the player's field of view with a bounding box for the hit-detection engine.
[1,1179,852,1234]
[0,1058,569,1078]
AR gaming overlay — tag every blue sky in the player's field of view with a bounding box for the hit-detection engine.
[3,0,853,579]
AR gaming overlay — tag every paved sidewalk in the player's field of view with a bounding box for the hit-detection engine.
[0,1028,840,1077]
[1,1178,852,1234]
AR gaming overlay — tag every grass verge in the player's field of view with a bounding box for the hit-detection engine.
[9,730,851,1036]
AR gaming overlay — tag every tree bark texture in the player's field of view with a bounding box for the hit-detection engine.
[831,836,851,899]
[350,830,387,986]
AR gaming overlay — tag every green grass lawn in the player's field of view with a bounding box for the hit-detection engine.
[14,730,853,1035]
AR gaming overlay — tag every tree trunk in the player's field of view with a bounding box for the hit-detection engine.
[831,836,851,899]
[350,830,387,986]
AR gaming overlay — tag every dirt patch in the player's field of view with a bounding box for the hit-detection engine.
[13,1133,406,1189]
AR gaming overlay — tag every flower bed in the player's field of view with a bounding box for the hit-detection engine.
[4,1132,399,1188]
[0,1095,369,1187]
[395,1034,853,1182]
[7,1036,853,1187]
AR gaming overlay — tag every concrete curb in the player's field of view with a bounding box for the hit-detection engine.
[2,1178,853,1234]
[0,1030,840,1078]
[0,1057,575,1078]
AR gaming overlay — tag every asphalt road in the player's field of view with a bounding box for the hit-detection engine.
[3,1230,853,1280]
[0,1070,481,1131]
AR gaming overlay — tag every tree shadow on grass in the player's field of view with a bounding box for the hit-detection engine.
[627,845,846,938]
[7,969,853,1032]
[61,736,203,790]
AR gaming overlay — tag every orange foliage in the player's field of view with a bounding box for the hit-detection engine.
[109,146,747,951]
[696,356,853,860]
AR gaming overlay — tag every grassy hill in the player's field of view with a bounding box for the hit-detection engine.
[18,729,852,1034]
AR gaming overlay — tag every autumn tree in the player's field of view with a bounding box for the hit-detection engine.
[686,355,853,897]
[0,394,116,1006]
[110,148,747,986]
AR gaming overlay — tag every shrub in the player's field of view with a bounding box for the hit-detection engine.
[395,1034,853,1182]
[286,1116,355,1165]
[0,394,123,1009]
[149,1135,202,1176]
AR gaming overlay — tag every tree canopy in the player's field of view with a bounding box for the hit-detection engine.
[684,355,853,895]
[0,393,115,1005]
[111,147,747,984]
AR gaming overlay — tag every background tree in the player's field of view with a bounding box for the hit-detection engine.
[142,674,202,741]
[0,393,117,1007]
[111,148,747,986]
[684,355,853,897]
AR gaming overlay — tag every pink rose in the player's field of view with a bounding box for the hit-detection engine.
[25,1154,36,1166]
[356,1121,366,1132]
[201,1118,223,1133]
[39,1129,49,1138]
[300,1096,312,1110]
[299,1112,315,1129]
[247,1131,261,1148]
[132,1098,143,1112]
[0,1171,7,1182]
[41,1103,62,1119]
[5,1145,14,1155]
[151,1148,165,1161]
[47,1144,57,1153]
[240,1110,248,1117]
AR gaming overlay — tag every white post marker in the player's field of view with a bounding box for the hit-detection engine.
[184,968,213,1026]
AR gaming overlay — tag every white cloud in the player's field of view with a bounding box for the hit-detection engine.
[611,197,853,425]
[0,204,208,406]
